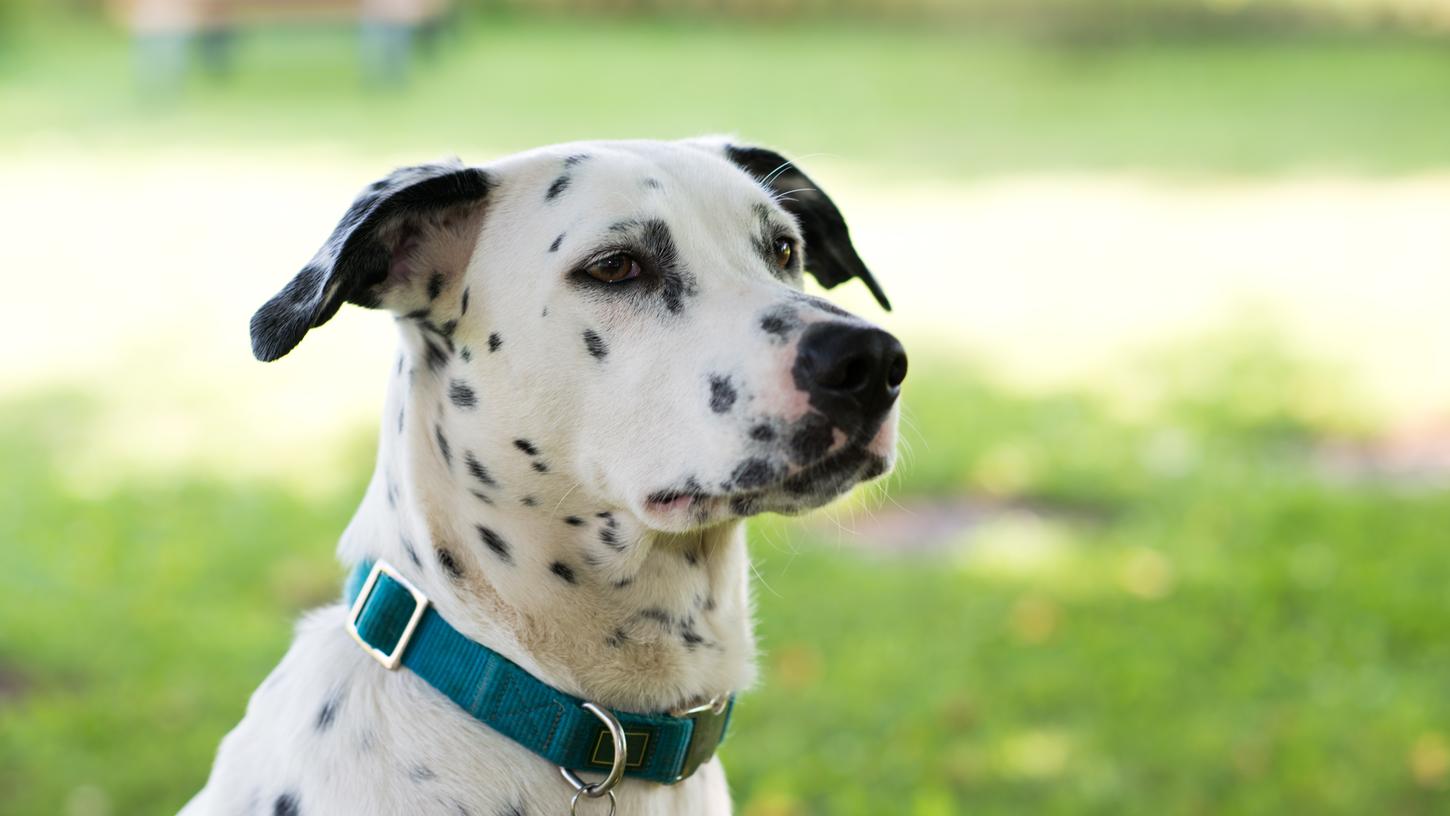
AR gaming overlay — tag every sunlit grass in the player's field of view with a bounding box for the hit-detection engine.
[4,338,1449,814]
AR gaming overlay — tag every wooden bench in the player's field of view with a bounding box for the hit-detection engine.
[107,0,453,88]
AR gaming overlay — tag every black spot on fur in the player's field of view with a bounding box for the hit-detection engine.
[513,439,538,456]
[488,332,502,352]
[398,406,405,434]
[564,516,584,526]
[520,495,538,507]
[405,307,431,321]
[550,561,577,584]
[597,511,613,520]
[638,219,693,314]
[460,287,470,315]
[759,304,802,343]
[781,445,872,497]
[790,413,834,464]
[730,495,760,516]
[464,451,495,486]
[549,233,564,253]
[729,458,775,490]
[448,379,478,409]
[709,375,737,414]
[409,764,436,783]
[424,338,449,372]
[315,688,343,732]
[401,535,422,568]
[862,455,889,480]
[612,576,634,589]
[437,548,463,579]
[564,153,590,167]
[600,525,623,551]
[605,627,629,647]
[750,424,775,442]
[477,525,512,564]
[460,346,473,362]
[274,793,300,816]
[583,329,608,360]
[642,177,661,189]
[638,607,672,626]
[790,291,855,319]
[471,490,494,505]
[435,425,452,468]
[684,547,700,566]
[531,460,549,473]
[427,272,445,301]
[440,319,458,338]
[545,175,570,201]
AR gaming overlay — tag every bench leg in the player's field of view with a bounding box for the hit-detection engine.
[360,21,416,86]
[198,26,237,79]
[134,32,191,96]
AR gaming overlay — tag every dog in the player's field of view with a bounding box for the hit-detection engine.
[183,137,906,816]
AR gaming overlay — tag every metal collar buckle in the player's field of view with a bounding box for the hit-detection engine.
[345,560,429,670]
[671,695,731,783]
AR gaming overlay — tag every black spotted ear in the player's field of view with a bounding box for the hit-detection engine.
[724,144,889,311]
[250,160,492,361]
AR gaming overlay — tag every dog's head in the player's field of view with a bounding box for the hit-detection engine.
[252,138,905,531]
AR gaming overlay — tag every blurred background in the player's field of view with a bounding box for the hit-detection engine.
[2,0,1449,813]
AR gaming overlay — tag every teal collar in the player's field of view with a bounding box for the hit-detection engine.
[343,560,733,785]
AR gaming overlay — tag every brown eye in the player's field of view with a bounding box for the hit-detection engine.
[773,237,794,270]
[585,254,642,283]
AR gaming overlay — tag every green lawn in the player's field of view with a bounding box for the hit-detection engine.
[4,13,1450,815]
[3,338,1448,814]
[3,15,1450,177]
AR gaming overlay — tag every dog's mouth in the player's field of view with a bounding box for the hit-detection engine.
[642,442,889,526]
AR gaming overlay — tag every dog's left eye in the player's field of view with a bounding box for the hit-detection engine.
[585,254,642,284]
[773,237,794,270]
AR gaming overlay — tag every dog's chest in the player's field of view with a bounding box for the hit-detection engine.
[182,606,732,816]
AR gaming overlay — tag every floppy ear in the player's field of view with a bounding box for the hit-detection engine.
[724,144,889,311]
[250,160,492,361]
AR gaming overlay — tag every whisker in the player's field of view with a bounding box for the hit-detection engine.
[550,482,582,515]
[749,553,783,599]
[772,187,817,200]
[761,160,796,186]
[761,151,837,186]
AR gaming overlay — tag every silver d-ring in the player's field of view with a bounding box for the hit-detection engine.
[570,788,617,816]
[559,702,628,799]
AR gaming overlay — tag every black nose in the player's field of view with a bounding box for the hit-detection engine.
[793,322,907,429]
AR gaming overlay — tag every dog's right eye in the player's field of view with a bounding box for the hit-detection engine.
[584,254,642,284]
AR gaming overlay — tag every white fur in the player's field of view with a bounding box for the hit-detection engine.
[184,138,899,816]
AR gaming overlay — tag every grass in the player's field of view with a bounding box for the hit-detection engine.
[3,337,1448,815]
[3,14,1450,177]
[3,12,1450,814]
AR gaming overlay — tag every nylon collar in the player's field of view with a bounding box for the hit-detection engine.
[343,559,733,785]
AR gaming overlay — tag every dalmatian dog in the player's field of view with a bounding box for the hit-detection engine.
[183,137,906,816]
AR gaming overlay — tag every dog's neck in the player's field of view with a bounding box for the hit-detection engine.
[338,328,757,713]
